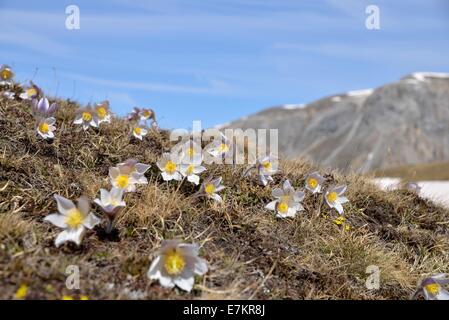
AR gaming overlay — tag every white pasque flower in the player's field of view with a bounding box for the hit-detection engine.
[325,185,349,215]
[132,125,148,140]
[265,180,305,218]
[94,187,126,233]
[19,83,40,100]
[95,100,111,124]
[206,132,231,158]
[117,158,151,184]
[413,274,449,300]
[178,139,202,163]
[44,195,101,247]
[0,65,14,85]
[147,240,208,292]
[73,107,98,130]
[305,171,325,194]
[199,177,225,202]
[109,166,139,192]
[94,187,126,214]
[180,158,206,185]
[31,97,58,117]
[256,155,278,186]
[36,117,56,140]
[139,108,155,121]
[157,153,182,181]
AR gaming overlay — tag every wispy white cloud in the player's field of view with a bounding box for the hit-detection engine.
[60,72,232,95]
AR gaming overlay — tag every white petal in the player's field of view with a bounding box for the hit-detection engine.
[436,289,449,300]
[334,201,344,215]
[334,185,347,195]
[44,213,67,228]
[100,188,111,204]
[187,174,200,185]
[272,188,284,198]
[211,193,223,203]
[135,163,150,174]
[283,180,292,190]
[54,195,75,215]
[174,276,194,292]
[54,227,85,247]
[339,196,349,204]
[265,200,278,211]
[194,258,208,275]
[159,275,176,289]
[147,256,162,279]
[83,213,101,229]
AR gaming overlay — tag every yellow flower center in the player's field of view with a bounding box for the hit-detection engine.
[165,161,177,174]
[327,191,338,203]
[15,284,28,299]
[278,202,289,214]
[307,177,318,189]
[65,209,84,229]
[205,184,215,194]
[142,110,151,118]
[62,295,74,300]
[186,164,194,175]
[164,250,186,275]
[116,175,129,189]
[134,127,142,135]
[187,147,195,158]
[219,143,229,152]
[27,88,37,97]
[97,107,107,119]
[1,69,12,80]
[39,122,49,134]
[262,162,272,170]
[82,112,92,122]
[425,283,441,296]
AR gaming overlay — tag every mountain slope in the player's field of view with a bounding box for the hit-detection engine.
[223,73,449,172]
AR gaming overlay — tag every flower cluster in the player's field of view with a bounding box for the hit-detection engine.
[265,171,349,218]
[127,107,157,141]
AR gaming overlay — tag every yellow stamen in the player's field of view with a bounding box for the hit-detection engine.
[15,284,28,299]
[62,295,74,300]
[327,191,338,203]
[278,202,289,214]
[97,107,107,119]
[307,177,318,189]
[164,161,177,174]
[39,122,49,134]
[164,249,186,275]
[133,127,142,135]
[1,68,12,80]
[219,143,229,153]
[26,88,37,97]
[142,110,151,118]
[80,295,89,300]
[205,184,215,194]
[116,175,129,189]
[65,209,84,229]
[262,162,272,170]
[187,147,195,158]
[186,164,194,175]
[425,283,441,296]
[82,112,92,122]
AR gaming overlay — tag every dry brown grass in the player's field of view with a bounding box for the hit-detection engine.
[373,161,449,181]
[1,92,449,300]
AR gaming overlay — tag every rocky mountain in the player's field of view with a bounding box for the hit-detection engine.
[221,72,449,173]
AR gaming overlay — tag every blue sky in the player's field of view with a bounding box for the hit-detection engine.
[1,0,448,129]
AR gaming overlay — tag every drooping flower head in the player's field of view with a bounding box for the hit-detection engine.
[325,185,349,215]
[95,100,111,124]
[147,240,208,292]
[305,171,325,194]
[157,153,182,181]
[32,97,58,118]
[44,195,101,247]
[94,187,126,233]
[199,177,225,202]
[265,180,305,218]
[0,65,14,85]
[36,117,56,140]
[127,107,141,122]
[73,106,98,130]
[413,274,449,300]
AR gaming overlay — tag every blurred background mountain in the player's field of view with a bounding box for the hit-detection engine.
[222,72,449,175]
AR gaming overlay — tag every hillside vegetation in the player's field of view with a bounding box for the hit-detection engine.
[1,92,449,300]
